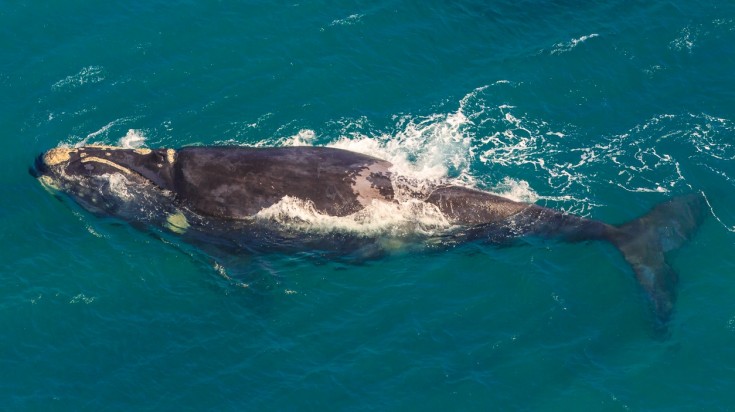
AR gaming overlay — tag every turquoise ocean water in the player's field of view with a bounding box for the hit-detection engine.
[3,1,735,410]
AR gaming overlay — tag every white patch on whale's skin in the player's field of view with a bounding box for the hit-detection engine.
[352,162,392,207]
[166,149,176,164]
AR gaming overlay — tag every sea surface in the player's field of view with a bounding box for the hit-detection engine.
[3,1,735,410]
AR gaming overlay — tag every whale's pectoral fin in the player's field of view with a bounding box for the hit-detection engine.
[609,193,707,329]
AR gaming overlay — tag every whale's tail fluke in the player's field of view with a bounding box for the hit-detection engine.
[608,193,707,328]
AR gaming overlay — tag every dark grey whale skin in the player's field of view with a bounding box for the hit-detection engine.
[33,145,707,329]
[173,146,395,218]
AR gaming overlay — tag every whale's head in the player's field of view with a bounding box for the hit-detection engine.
[33,146,178,218]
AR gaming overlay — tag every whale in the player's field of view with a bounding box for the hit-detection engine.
[32,145,707,327]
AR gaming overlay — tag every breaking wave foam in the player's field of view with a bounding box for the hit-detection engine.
[326,87,484,186]
[118,129,148,148]
[283,129,317,147]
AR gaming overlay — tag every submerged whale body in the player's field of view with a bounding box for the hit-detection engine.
[33,145,707,327]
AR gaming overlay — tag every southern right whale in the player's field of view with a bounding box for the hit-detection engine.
[32,145,708,328]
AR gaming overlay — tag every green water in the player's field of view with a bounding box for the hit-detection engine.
[2,1,735,410]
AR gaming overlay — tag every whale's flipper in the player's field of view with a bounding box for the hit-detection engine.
[609,193,707,327]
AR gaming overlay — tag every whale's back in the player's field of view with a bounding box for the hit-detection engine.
[173,146,394,219]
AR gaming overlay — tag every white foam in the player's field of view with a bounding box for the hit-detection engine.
[118,129,147,148]
[283,129,317,146]
[52,66,105,91]
[330,13,363,26]
[702,192,735,233]
[670,26,697,52]
[490,178,539,203]
[215,261,250,289]
[69,117,138,147]
[551,33,599,55]
[328,111,475,184]
[69,293,96,304]
[75,120,119,147]
[255,196,452,237]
